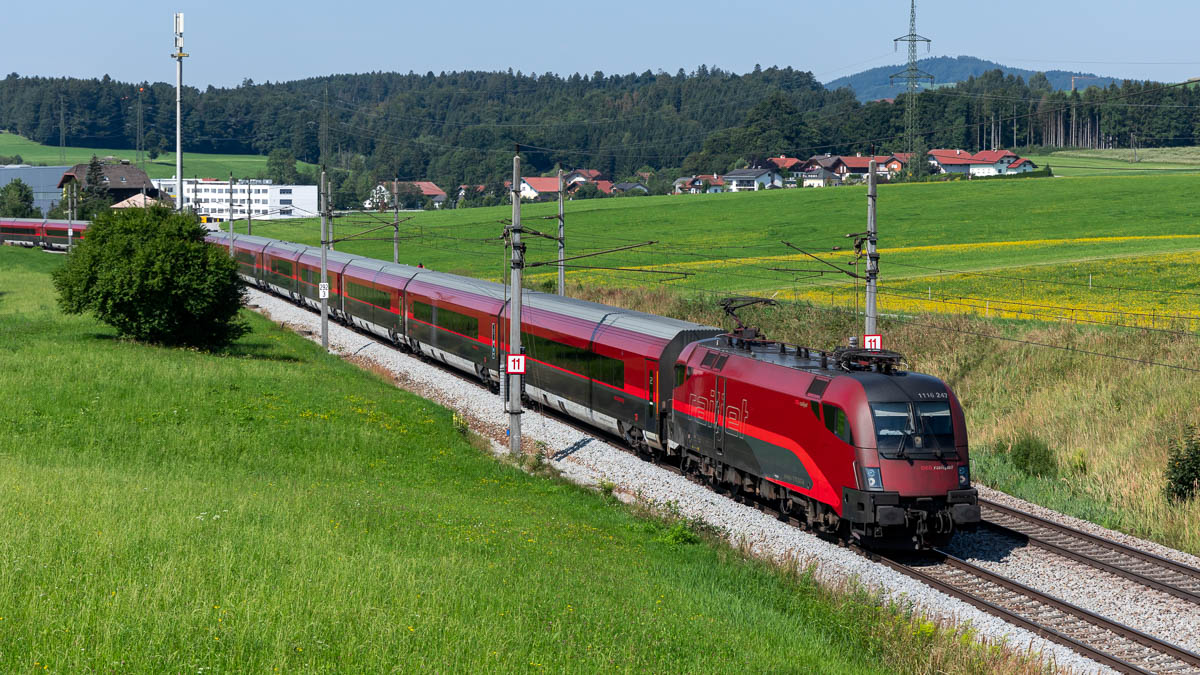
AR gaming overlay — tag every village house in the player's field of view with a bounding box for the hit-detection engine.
[723,168,781,192]
[563,169,604,185]
[519,176,562,200]
[672,174,725,194]
[928,149,1038,177]
[802,155,850,180]
[365,181,447,209]
[611,181,649,195]
[58,160,162,205]
[801,167,841,188]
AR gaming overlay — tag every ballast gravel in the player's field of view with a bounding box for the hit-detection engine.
[247,289,1119,674]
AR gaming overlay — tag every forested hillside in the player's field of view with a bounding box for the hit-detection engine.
[1,66,1195,206]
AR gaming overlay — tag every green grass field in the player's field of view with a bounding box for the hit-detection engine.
[0,132,312,180]
[0,247,1034,673]
[238,171,1200,307]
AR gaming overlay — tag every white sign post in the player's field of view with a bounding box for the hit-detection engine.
[507,354,526,375]
[864,334,882,350]
[318,282,329,300]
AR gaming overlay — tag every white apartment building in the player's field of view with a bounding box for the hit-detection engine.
[151,178,318,221]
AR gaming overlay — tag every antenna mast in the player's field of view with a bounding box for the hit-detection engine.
[890,0,932,158]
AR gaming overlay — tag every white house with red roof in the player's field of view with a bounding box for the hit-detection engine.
[519,176,564,200]
[365,180,447,209]
[928,149,1038,177]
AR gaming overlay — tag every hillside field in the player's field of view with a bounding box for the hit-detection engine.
[1025,147,1200,177]
[0,132,312,180]
[240,171,1200,322]
[0,247,1036,672]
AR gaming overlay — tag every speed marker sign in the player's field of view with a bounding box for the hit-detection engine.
[507,354,526,374]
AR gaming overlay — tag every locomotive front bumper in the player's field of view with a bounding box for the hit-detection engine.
[842,487,980,528]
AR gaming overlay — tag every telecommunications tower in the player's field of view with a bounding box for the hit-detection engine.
[890,0,932,158]
[172,12,188,211]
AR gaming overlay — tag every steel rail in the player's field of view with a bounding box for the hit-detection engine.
[981,498,1200,606]
[875,550,1200,674]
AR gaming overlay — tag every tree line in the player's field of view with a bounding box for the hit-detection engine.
[1,67,1195,207]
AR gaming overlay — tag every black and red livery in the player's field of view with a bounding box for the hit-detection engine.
[207,231,979,549]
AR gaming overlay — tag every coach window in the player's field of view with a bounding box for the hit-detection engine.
[822,403,854,445]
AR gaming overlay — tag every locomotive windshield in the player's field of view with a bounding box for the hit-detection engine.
[870,401,957,458]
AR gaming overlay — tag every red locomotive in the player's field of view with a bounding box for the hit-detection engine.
[207,231,979,549]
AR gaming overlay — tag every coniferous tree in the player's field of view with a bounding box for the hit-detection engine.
[79,155,112,219]
[0,178,39,217]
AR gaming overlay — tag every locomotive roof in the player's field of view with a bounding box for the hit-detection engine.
[212,232,719,340]
[695,336,949,400]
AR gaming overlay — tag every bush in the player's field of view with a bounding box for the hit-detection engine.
[1165,427,1200,501]
[53,206,247,349]
[1004,432,1058,478]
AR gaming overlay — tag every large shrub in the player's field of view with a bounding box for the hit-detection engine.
[53,206,247,349]
[1004,432,1058,478]
[1165,426,1200,502]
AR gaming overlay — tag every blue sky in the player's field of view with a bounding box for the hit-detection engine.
[9,1,1200,88]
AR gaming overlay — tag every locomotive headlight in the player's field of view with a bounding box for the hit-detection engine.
[864,467,883,491]
[957,465,970,487]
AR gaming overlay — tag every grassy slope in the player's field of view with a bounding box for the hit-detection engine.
[0,132,312,180]
[0,248,1032,673]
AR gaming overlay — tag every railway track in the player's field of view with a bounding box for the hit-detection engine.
[874,550,1200,674]
[981,498,1200,606]
[257,292,1200,673]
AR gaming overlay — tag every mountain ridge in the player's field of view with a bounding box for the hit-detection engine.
[825,55,1123,101]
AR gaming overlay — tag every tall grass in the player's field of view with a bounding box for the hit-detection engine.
[0,248,1044,673]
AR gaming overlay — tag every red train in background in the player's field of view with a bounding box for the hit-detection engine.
[0,217,88,249]
[204,230,980,549]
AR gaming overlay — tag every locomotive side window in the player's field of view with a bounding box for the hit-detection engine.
[700,351,718,368]
[822,403,854,445]
[809,400,821,420]
[674,363,686,386]
[714,354,729,370]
